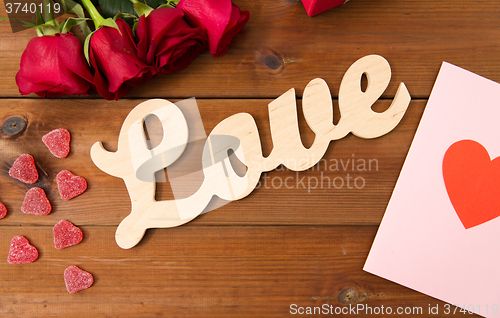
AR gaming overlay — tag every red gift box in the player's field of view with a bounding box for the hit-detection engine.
[302,0,350,17]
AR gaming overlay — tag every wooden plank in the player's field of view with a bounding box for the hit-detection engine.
[0,98,424,226]
[1,0,500,99]
[88,63,412,249]
[0,225,477,317]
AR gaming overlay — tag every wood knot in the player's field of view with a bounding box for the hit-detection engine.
[337,287,359,304]
[2,116,27,137]
[263,54,282,70]
[255,48,285,74]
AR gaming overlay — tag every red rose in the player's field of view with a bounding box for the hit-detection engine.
[177,0,250,57]
[136,7,207,75]
[89,18,154,100]
[15,33,94,97]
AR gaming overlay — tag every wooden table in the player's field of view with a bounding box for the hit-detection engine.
[0,0,496,316]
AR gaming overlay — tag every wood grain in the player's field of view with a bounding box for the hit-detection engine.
[1,0,500,99]
[0,225,476,317]
[0,98,423,227]
[0,0,491,316]
[87,57,412,249]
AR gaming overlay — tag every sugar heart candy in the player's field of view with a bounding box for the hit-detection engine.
[0,202,7,219]
[9,154,38,184]
[64,266,93,293]
[42,128,71,158]
[21,187,52,216]
[53,220,83,249]
[56,170,87,200]
[7,236,38,264]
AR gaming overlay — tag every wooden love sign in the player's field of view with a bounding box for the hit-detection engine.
[91,55,411,249]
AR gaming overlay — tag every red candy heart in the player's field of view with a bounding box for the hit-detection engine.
[56,170,87,200]
[21,187,52,216]
[7,236,39,264]
[9,154,38,184]
[42,128,71,158]
[0,202,7,219]
[53,220,83,249]
[443,139,500,229]
[64,266,93,293]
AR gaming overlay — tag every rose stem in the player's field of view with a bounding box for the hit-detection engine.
[42,0,56,27]
[81,0,105,28]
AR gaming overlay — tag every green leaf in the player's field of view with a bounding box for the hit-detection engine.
[157,3,175,9]
[132,20,138,34]
[54,0,92,36]
[163,0,180,8]
[146,0,171,9]
[35,27,44,37]
[98,0,136,19]
[83,30,96,64]
[59,17,90,34]
[72,0,99,6]
[16,19,37,28]
[41,24,60,35]
[134,2,153,17]
[98,0,170,20]
[57,0,86,17]
[114,12,139,27]
[100,17,120,32]
[79,21,92,37]
[41,0,57,27]
[0,17,8,22]
[19,15,60,36]
[35,2,45,25]
[114,12,138,19]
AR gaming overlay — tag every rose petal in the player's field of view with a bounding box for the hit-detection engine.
[136,7,208,75]
[90,19,154,100]
[137,7,185,65]
[177,0,248,56]
[178,0,231,55]
[214,5,250,57]
[15,33,93,97]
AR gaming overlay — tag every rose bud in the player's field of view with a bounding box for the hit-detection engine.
[89,18,155,100]
[136,7,207,75]
[16,33,94,97]
[176,0,250,57]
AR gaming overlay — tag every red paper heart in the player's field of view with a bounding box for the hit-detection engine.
[56,170,87,200]
[9,154,38,184]
[53,220,83,249]
[7,236,39,264]
[21,187,52,216]
[42,128,71,158]
[64,266,93,293]
[443,139,500,229]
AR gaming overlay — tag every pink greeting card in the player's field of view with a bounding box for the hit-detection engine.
[364,62,500,317]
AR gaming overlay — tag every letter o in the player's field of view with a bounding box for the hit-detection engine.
[354,176,365,189]
[271,176,283,189]
[333,176,344,189]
